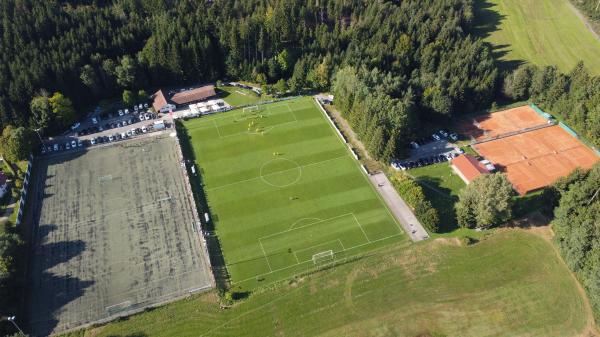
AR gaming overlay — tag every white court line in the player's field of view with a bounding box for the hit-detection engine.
[352,213,371,242]
[205,154,348,192]
[259,240,273,272]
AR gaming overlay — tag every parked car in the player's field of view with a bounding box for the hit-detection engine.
[118,110,124,117]
[71,122,81,130]
[143,103,148,109]
[142,126,147,133]
[77,140,83,147]
[409,141,419,149]
[438,129,448,138]
[92,117,98,125]
[98,126,104,132]
[71,140,77,148]
[449,132,458,141]
[432,133,441,141]
[65,142,71,150]
[90,138,96,145]
[53,144,59,151]
[108,135,114,142]
[139,114,145,121]
[124,109,129,114]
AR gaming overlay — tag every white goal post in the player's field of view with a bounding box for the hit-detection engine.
[243,105,260,114]
[312,250,334,264]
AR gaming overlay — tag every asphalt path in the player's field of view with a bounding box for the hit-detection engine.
[369,172,429,242]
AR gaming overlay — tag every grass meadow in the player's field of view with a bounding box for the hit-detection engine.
[61,230,592,337]
[217,86,262,106]
[183,97,404,291]
[474,0,600,73]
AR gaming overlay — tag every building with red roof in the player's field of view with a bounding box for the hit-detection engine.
[451,154,489,184]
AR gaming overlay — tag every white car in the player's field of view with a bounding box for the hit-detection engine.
[92,117,98,125]
[122,120,128,126]
[77,140,83,147]
[410,141,419,149]
[124,109,129,114]
[438,130,448,137]
[134,105,139,111]
[71,122,81,130]
[142,126,147,133]
[65,142,71,150]
[118,110,124,116]
[139,114,146,121]
[90,138,96,145]
[432,133,441,141]
[53,144,59,151]
[71,140,77,148]
[143,103,148,109]
[121,132,127,138]
[449,132,458,141]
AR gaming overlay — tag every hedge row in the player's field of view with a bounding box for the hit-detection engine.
[389,173,439,232]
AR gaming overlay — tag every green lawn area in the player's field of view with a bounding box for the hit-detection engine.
[183,97,404,291]
[62,230,592,337]
[409,162,466,232]
[217,86,262,106]
[474,0,600,73]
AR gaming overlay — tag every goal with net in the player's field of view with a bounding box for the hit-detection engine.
[243,105,260,114]
[312,250,334,265]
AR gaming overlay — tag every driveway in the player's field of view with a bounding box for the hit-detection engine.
[369,172,429,242]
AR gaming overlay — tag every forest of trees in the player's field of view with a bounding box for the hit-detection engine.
[550,163,600,320]
[503,62,600,148]
[0,0,498,162]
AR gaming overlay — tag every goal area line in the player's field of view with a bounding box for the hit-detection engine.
[230,232,403,287]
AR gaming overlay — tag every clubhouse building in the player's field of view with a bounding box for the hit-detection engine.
[152,85,216,113]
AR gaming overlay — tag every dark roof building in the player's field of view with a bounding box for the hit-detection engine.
[451,154,489,184]
[171,85,216,106]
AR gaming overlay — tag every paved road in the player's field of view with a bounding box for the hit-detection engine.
[369,172,429,242]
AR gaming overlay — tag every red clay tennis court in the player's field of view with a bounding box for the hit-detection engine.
[474,125,598,195]
[460,106,548,141]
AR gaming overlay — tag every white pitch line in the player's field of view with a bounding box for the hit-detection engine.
[212,119,222,138]
[259,240,273,272]
[230,232,404,286]
[352,213,371,243]
[205,154,348,192]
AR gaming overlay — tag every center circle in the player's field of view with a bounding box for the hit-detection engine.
[260,158,302,188]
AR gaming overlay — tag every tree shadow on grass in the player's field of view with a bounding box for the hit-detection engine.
[415,176,460,233]
[472,0,525,72]
[175,121,230,291]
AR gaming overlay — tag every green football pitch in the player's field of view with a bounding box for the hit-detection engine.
[184,97,406,290]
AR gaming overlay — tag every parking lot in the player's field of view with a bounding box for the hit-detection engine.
[392,130,463,171]
[26,135,213,336]
[41,105,169,155]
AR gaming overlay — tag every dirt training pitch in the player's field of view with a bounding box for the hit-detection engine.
[26,135,212,336]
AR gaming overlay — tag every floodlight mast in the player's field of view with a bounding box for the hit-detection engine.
[1,315,25,334]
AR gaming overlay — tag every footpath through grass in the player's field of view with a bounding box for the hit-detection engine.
[474,0,600,73]
[62,230,591,337]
